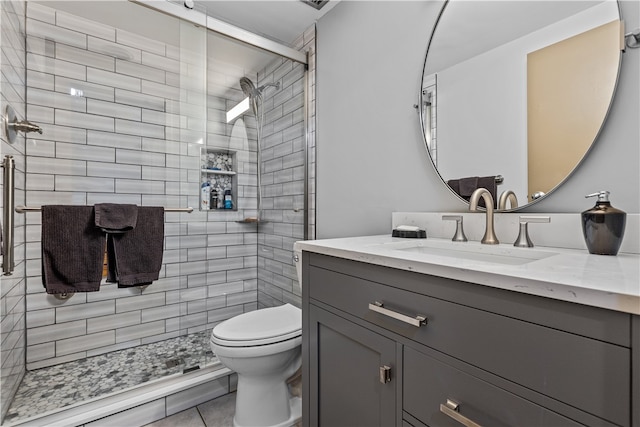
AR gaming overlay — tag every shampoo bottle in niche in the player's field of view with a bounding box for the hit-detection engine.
[200,182,211,210]
[581,191,626,255]
[224,188,233,210]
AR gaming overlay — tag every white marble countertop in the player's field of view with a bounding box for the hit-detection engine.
[295,235,640,315]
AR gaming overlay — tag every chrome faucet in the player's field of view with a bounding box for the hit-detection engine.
[469,188,499,245]
[498,190,518,210]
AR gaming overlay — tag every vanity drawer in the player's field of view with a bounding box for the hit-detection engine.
[403,346,584,427]
[309,263,631,426]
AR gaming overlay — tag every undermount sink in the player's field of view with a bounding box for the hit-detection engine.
[375,239,558,265]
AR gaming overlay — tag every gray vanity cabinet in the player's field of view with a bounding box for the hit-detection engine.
[308,305,397,427]
[302,252,639,427]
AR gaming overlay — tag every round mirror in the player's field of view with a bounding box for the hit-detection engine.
[420,0,623,211]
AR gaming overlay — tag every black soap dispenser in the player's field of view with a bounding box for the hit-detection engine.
[581,191,626,255]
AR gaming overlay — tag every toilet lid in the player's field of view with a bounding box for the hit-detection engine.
[212,303,301,345]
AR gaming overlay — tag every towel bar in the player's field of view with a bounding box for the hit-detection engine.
[2,155,15,275]
[15,206,193,213]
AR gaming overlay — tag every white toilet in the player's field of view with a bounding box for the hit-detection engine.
[209,246,304,427]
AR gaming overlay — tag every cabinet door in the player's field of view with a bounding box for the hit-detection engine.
[309,305,397,427]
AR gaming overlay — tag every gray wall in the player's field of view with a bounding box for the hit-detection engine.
[316,0,640,240]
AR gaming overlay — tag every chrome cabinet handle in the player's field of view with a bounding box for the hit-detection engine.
[440,399,483,427]
[368,301,427,327]
[379,365,391,384]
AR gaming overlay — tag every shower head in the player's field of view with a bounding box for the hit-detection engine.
[239,77,260,117]
[239,77,280,100]
[239,77,281,117]
[240,77,259,99]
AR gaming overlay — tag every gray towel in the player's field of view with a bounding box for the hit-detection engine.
[94,203,138,233]
[458,176,479,197]
[41,206,105,294]
[447,176,497,208]
[447,179,461,196]
[477,175,497,208]
[106,206,164,287]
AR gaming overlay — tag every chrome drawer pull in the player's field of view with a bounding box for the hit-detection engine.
[440,399,483,427]
[368,301,427,327]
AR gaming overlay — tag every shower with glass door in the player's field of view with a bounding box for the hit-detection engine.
[0,0,313,424]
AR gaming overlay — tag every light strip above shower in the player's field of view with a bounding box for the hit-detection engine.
[131,0,307,65]
[226,98,250,123]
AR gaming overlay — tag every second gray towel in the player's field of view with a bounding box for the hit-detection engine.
[94,203,138,233]
[106,206,164,287]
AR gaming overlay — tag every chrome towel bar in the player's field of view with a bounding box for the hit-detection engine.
[15,206,193,213]
[2,155,15,275]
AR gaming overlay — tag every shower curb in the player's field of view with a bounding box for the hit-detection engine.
[4,365,232,427]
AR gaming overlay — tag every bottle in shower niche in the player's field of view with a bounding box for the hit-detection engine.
[224,188,233,209]
[200,182,211,210]
[210,189,218,210]
[581,191,626,255]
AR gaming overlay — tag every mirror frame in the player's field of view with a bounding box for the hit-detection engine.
[419,0,624,212]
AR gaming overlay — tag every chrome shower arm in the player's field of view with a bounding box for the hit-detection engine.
[10,120,43,134]
[4,105,43,144]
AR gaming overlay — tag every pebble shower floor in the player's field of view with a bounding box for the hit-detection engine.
[4,330,215,424]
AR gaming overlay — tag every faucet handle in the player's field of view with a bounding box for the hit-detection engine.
[513,215,550,248]
[442,215,468,242]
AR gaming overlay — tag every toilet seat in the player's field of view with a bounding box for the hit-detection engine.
[211,303,301,347]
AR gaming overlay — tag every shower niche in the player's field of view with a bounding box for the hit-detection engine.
[200,148,237,211]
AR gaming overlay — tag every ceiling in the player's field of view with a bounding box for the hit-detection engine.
[183,0,339,46]
[43,1,338,52]
[39,1,339,99]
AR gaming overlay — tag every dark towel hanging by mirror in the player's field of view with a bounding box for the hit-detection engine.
[447,176,498,208]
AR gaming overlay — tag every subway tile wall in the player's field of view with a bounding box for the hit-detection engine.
[256,26,316,309]
[22,3,281,371]
[0,0,27,421]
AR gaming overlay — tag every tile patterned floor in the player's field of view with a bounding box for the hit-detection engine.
[143,392,236,427]
[144,370,303,427]
[4,331,215,424]
[144,391,303,427]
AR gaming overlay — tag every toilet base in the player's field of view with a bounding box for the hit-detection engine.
[230,350,302,427]
[233,396,301,427]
